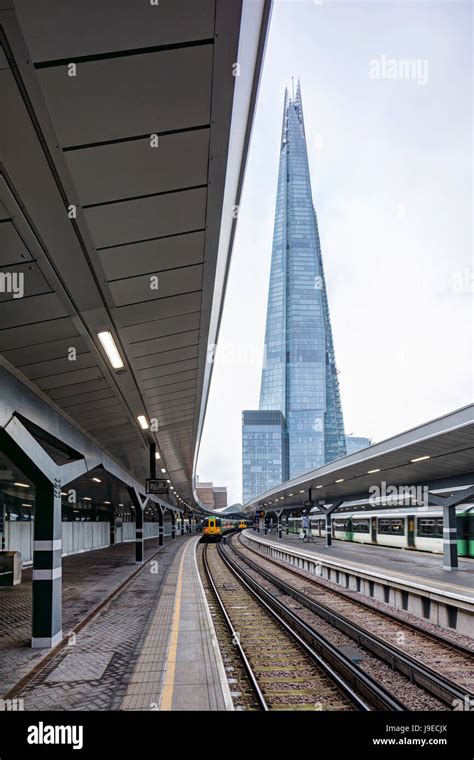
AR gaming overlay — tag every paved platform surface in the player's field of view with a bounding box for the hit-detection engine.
[247,530,474,601]
[0,534,190,699]
[2,534,232,711]
[120,536,232,711]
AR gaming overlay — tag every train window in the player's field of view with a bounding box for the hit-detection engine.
[417,517,443,538]
[352,519,370,533]
[333,520,349,530]
[378,518,405,535]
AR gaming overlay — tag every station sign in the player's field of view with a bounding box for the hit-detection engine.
[146,478,169,495]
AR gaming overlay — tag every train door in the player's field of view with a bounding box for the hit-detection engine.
[371,516,377,543]
[407,515,415,548]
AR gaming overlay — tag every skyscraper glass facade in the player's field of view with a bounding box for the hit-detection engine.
[242,410,288,506]
[242,83,346,503]
[345,436,372,455]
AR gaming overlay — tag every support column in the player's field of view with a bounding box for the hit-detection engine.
[158,506,164,547]
[0,431,63,649]
[275,509,283,540]
[171,510,176,539]
[325,511,332,547]
[286,515,289,535]
[322,501,342,548]
[110,511,116,546]
[127,488,144,563]
[32,478,63,648]
[180,514,184,536]
[135,503,144,563]
[443,505,458,570]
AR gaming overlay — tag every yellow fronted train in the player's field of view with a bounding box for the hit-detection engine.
[200,516,248,542]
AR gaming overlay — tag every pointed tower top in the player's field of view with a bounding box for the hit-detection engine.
[280,87,289,150]
[295,78,302,105]
[293,79,305,129]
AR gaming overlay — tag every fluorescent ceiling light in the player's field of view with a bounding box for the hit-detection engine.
[92,477,101,483]
[367,469,380,474]
[97,331,124,370]
[104,501,111,505]
[411,455,430,463]
[155,452,161,460]
[335,478,344,483]
[83,497,92,501]
[316,485,323,489]
[21,503,31,507]
[160,468,166,474]
[137,415,149,430]
[14,482,30,488]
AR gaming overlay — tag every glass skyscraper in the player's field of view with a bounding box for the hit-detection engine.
[242,83,346,503]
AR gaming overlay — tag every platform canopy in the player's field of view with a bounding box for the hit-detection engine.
[0,0,272,510]
[244,405,474,514]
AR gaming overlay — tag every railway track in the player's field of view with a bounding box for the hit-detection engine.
[231,533,474,709]
[202,541,407,711]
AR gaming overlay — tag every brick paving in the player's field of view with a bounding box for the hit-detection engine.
[0,535,191,699]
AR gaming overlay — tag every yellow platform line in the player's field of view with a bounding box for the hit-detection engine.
[160,542,189,711]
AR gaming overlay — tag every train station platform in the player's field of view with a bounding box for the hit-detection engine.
[0,534,184,700]
[243,530,474,637]
[1,534,233,711]
[120,535,232,711]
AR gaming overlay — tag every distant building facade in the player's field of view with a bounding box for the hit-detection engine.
[345,435,372,455]
[195,477,228,511]
[242,410,288,506]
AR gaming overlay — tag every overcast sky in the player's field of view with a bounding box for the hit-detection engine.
[197,0,473,505]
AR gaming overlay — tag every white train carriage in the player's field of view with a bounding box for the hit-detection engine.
[342,506,473,555]
[288,504,474,556]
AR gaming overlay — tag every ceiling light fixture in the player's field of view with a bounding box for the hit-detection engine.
[13,482,30,488]
[410,455,430,463]
[137,415,149,430]
[97,330,124,370]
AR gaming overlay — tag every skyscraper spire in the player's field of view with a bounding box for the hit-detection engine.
[280,87,289,149]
